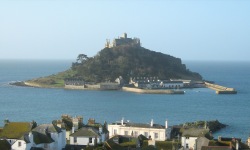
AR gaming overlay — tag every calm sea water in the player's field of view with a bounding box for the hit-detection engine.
[0,60,250,141]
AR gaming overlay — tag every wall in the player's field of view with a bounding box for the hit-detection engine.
[70,136,100,146]
[11,140,31,150]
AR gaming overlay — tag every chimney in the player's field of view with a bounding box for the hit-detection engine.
[218,136,222,142]
[236,140,239,150]
[72,126,75,134]
[165,120,168,129]
[121,118,124,125]
[99,126,102,134]
[150,119,153,127]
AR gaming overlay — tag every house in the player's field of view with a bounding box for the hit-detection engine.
[108,119,170,141]
[0,120,35,150]
[85,118,109,142]
[31,124,66,150]
[181,128,210,150]
[69,127,101,146]
[55,114,84,141]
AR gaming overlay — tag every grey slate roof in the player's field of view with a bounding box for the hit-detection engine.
[182,128,209,137]
[32,124,62,133]
[70,127,100,137]
[125,123,165,129]
[31,124,61,144]
[19,134,30,143]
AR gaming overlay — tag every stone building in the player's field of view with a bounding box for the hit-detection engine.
[105,33,141,48]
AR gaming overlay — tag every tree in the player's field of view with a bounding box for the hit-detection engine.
[77,54,88,63]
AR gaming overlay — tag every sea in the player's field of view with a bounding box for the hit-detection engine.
[0,60,250,141]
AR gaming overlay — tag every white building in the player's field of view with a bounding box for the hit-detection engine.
[0,121,66,150]
[31,124,66,150]
[181,128,209,150]
[70,127,103,146]
[108,119,169,141]
[0,121,34,150]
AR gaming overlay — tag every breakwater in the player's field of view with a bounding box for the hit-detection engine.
[205,82,237,94]
[122,87,184,94]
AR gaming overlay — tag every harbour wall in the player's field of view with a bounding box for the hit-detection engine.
[205,82,237,94]
[65,83,120,90]
[122,87,184,94]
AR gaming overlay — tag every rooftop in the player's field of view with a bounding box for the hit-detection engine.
[0,122,32,139]
[70,127,100,137]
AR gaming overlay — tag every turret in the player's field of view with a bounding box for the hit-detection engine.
[122,33,127,39]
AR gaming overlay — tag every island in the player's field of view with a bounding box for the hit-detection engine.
[12,33,237,94]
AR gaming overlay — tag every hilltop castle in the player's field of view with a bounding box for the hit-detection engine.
[105,33,141,48]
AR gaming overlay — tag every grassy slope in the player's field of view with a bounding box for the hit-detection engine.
[26,69,76,88]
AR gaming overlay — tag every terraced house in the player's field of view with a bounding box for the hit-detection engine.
[0,120,35,150]
[108,119,171,141]
[0,120,66,150]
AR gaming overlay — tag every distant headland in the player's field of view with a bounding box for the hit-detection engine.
[11,33,237,94]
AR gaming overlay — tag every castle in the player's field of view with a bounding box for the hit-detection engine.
[105,33,141,48]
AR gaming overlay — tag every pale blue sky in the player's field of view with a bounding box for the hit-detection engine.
[0,0,249,61]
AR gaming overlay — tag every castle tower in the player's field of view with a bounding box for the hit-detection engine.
[122,33,127,39]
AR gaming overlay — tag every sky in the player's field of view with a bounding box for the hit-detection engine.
[0,0,250,61]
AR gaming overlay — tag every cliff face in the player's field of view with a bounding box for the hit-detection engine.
[72,45,202,82]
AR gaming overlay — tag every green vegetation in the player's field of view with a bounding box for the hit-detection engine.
[20,45,202,87]
[180,120,227,132]
[72,45,202,82]
[0,122,32,139]
[26,69,76,88]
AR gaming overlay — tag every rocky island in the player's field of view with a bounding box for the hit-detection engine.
[12,33,236,94]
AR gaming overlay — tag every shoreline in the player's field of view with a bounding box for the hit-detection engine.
[10,81,237,95]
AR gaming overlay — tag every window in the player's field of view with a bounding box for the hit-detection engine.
[114,129,117,135]
[154,133,158,139]
[186,144,189,148]
[89,137,92,143]
[144,132,148,137]
[18,141,21,147]
[124,131,128,135]
[74,137,77,143]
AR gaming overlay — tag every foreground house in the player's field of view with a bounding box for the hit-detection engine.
[181,128,210,150]
[0,120,35,150]
[68,118,108,148]
[108,119,170,141]
[31,124,66,150]
[69,127,101,146]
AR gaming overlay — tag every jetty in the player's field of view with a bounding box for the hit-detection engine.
[122,87,184,94]
[205,82,237,94]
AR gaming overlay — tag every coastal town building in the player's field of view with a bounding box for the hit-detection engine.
[108,119,170,141]
[0,120,66,150]
[181,128,210,150]
[0,120,34,150]
[68,118,108,149]
[31,124,66,150]
[105,33,141,48]
[55,114,83,141]
[129,77,184,89]
[69,127,101,146]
